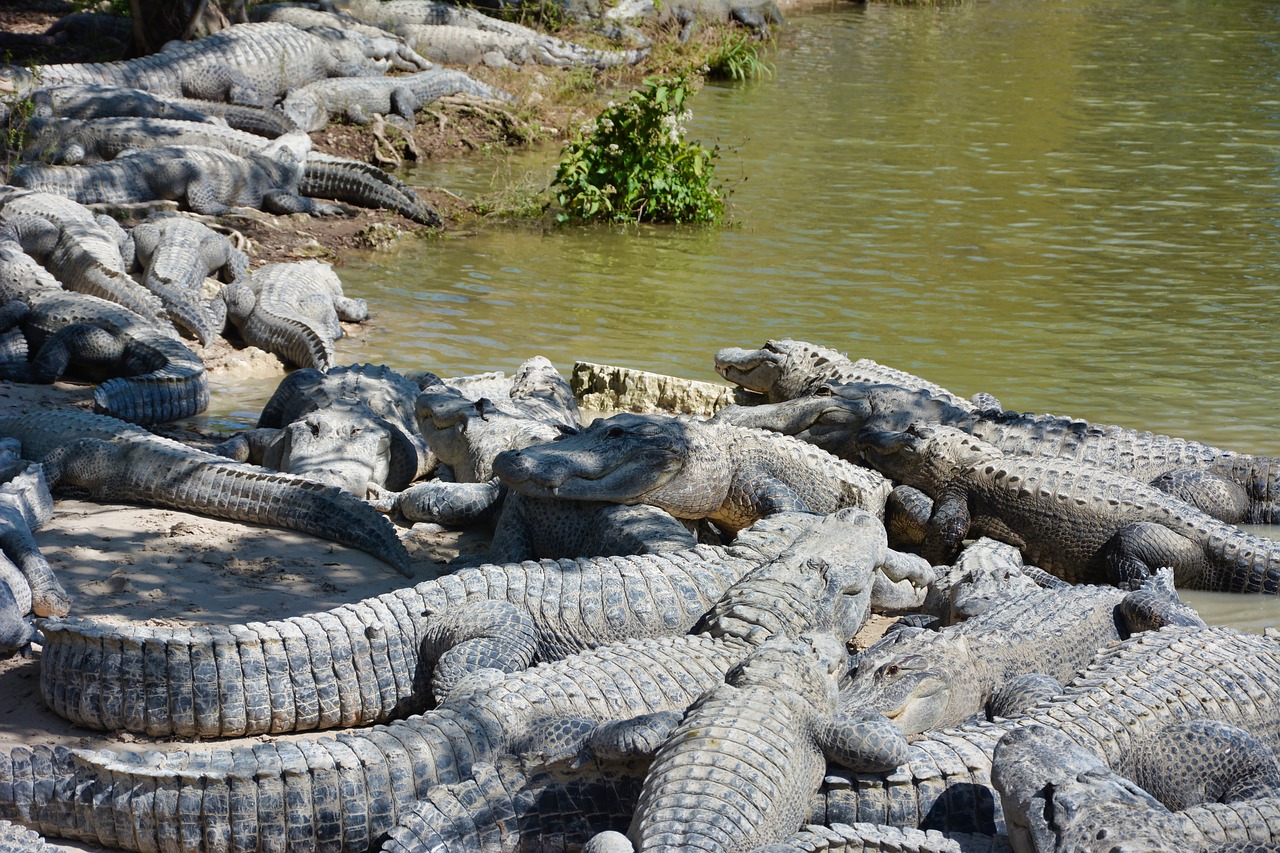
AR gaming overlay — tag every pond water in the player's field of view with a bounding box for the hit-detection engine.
[211,0,1280,626]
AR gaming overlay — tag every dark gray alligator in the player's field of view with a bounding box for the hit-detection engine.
[486,493,699,563]
[10,139,352,218]
[129,212,246,347]
[714,338,991,410]
[300,151,441,226]
[993,722,1280,853]
[0,408,411,576]
[24,83,217,123]
[855,424,1280,592]
[492,412,893,534]
[811,625,1280,837]
[280,67,512,132]
[0,188,165,322]
[837,569,1204,735]
[0,446,68,645]
[0,509,899,851]
[0,22,416,106]
[34,512,814,736]
[222,259,367,371]
[8,289,210,424]
[583,633,908,853]
[717,380,1280,525]
[214,362,433,494]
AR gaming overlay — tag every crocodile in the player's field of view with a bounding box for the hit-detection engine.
[492,412,893,534]
[837,569,1204,735]
[0,22,419,107]
[713,338,991,410]
[213,362,434,494]
[0,188,165,322]
[8,289,210,424]
[33,512,814,737]
[809,625,1280,837]
[130,212,246,346]
[715,380,1280,525]
[0,509,903,850]
[0,408,412,576]
[280,67,513,132]
[221,259,367,371]
[993,722,1280,853]
[10,138,352,219]
[855,423,1280,592]
[583,633,909,853]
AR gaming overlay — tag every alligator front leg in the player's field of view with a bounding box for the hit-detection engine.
[922,484,971,565]
[1103,521,1214,589]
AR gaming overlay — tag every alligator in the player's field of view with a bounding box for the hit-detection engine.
[395,23,648,68]
[24,83,217,123]
[0,188,165,322]
[10,138,353,218]
[0,408,411,577]
[855,424,1280,592]
[280,67,513,132]
[33,512,815,736]
[492,412,893,534]
[837,569,1204,735]
[0,242,59,301]
[221,259,367,371]
[299,151,441,226]
[486,493,699,563]
[130,212,246,346]
[0,509,900,850]
[713,338,991,410]
[808,625,1280,837]
[0,22,420,107]
[0,447,68,631]
[213,362,434,494]
[993,722,1280,852]
[715,380,1280,525]
[583,633,909,853]
[604,0,784,41]
[0,820,58,853]
[7,289,210,424]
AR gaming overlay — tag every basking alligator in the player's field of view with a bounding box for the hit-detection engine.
[34,513,816,737]
[838,570,1204,735]
[492,412,893,533]
[0,447,68,646]
[0,409,411,576]
[994,722,1280,852]
[0,22,420,106]
[280,67,512,132]
[215,362,433,494]
[0,510,909,850]
[716,380,1280,524]
[857,424,1280,592]
[222,259,368,371]
[11,139,351,219]
[9,289,209,424]
[713,338,991,410]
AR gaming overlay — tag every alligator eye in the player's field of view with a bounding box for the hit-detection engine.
[606,427,626,439]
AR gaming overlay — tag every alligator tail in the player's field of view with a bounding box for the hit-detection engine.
[301,158,441,227]
[38,582,432,737]
[91,336,210,425]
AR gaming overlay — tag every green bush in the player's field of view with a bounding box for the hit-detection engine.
[551,74,726,224]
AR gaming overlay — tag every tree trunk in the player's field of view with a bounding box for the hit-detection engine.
[128,0,236,56]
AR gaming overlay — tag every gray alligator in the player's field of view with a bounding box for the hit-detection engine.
[0,820,58,853]
[0,22,419,106]
[486,493,699,563]
[8,289,209,424]
[993,722,1280,853]
[24,83,217,123]
[856,424,1280,592]
[584,633,908,853]
[130,212,246,346]
[222,259,367,371]
[34,512,813,737]
[811,625,1280,837]
[717,380,1280,525]
[0,447,68,649]
[280,67,512,132]
[0,188,165,322]
[713,338,991,410]
[604,0,783,41]
[838,570,1204,735]
[0,510,899,851]
[0,408,411,576]
[10,138,352,218]
[215,362,433,494]
[493,412,893,533]
[300,151,442,226]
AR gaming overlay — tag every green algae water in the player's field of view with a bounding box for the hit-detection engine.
[213,0,1280,625]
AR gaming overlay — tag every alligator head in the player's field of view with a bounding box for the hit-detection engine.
[416,384,562,482]
[272,406,395,495]
[855,423,1002,494]
[713,338,851,402]
[492,413,724,515]
[993,725,1175,853]
[839,626,958,734]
